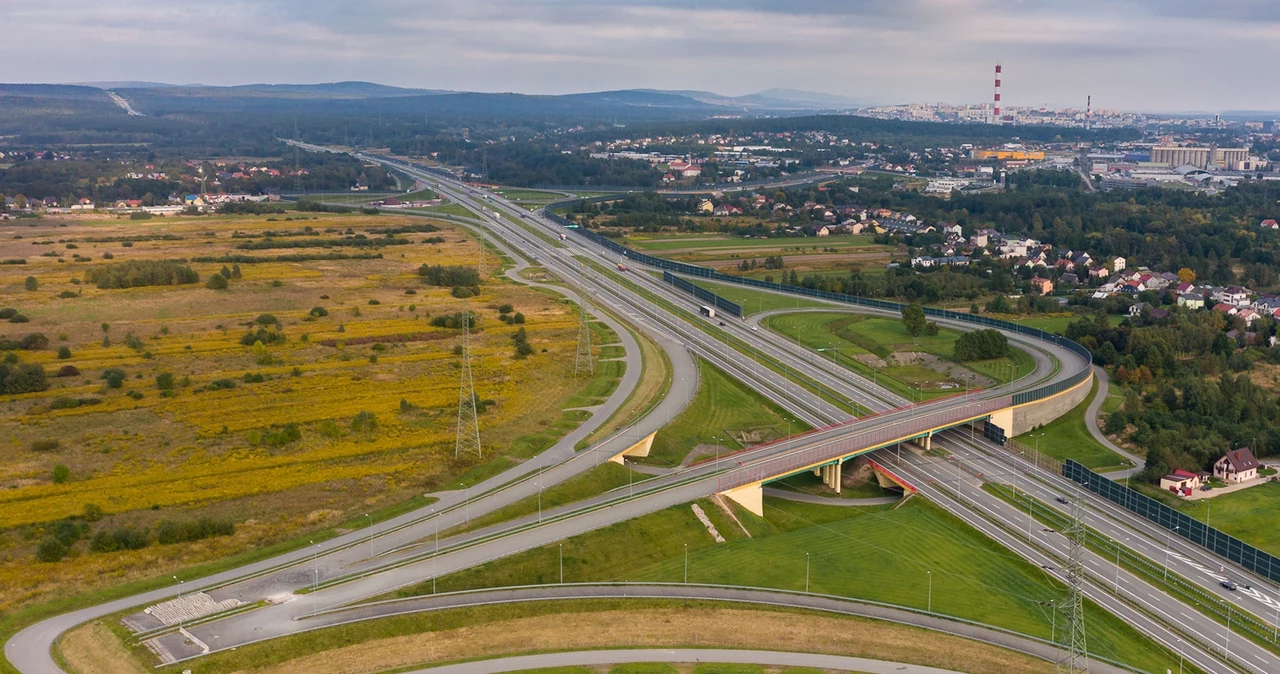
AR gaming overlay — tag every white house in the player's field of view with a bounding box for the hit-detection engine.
[1213,448,1259,484]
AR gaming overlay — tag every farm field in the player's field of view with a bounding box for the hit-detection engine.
[0,210,619,615]
[762,312,1035,402]
[1014,379,1131,472]
[622,231,897,278]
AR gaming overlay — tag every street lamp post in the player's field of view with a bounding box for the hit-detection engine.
[559,543,564,584]
[684,543,689,584]
[805,552,811,593]
[173,576,184,630]
[310,540,318,591]
[1163,525,1180,581]
[1114,536,1129,593]
[365,513,374,558]
[926,571,932,612]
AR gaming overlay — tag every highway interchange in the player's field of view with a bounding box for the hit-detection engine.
[6,147,1280,674]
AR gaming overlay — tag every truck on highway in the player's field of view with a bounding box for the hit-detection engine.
[617,263,628,272]
[699,305,716,318]
[559,232,567,241]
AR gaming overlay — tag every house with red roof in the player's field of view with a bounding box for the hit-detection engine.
[1214,448,1260,484]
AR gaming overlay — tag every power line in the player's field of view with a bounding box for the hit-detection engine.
[1057,494,1090,673]
[575,300,594,376]
[454,304,482,459]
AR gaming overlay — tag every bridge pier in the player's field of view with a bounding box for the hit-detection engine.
[609,432,656,465]
[720,482,763,517]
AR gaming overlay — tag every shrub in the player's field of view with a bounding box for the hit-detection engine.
[127,390,144,400]
[31,439,59,451]
[350,410,378,432]
[262,423,300,446]
[417,264,481,287]
[368,299,380,305]
[56,364,80,377]
[21,333,49,350]
[36,537,67,563]
[85,260,198,289]
[90,527,149,553]
[0,363,48,394]
[450,285,474,299]
[206,274,228,290]
[254,313,279,326]
[58,290,77,299]
[240,327,286,346]
[101,368,126,388]
[156,372,175,390]
[513,312,526,324]
[155,518,235,545]
[82,503,103,522]
[128,212,152,221]
[0,308,15,319]
[52,464,70,484]
[498,304,514,314]
[430,312,477,330]
[242,372,265,383]
[953,329,1009,361]
[309,306,329,318]
[208,378,238,390]
[9,313,29,323]
[404,289,417,295]
[24,276,38,291]
[102,252,114,259]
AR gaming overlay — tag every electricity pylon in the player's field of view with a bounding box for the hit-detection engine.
[1057,496,1089,674]
[454,308,482,459]
[574,301,594,376]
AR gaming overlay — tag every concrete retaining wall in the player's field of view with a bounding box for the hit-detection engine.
[1009,373,1092,436]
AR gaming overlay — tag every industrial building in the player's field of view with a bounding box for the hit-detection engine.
[1150,146,1211,169]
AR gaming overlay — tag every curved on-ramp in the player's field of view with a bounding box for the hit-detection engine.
[405,648,965,674]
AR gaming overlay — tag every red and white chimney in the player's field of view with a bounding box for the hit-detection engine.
[993,64,1002,123]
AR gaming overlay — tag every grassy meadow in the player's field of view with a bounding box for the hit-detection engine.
[0,210,615,613]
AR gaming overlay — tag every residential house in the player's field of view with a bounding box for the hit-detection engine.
[1112,257,1127,272]
[969,228,999,248]
[816,225,831,237]
[1177,293,1205,309]
[1059,273,1079,286]
[1260,219,1279,230]
[697,200,714,214]
[1088,265,1109,279]
[1159,469,1205,496]
[1213,448,1260,484]
[1216,286,1250,306]
[940,221,962,238]
[1212,303,1239,315]
[1236,308,1261,325]
[1029,276,1054,294]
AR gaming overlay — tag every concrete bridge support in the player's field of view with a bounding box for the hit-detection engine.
[609,432,656,465]
[721,482,763,517]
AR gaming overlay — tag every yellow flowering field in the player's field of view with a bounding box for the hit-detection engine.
[0,210,611,613]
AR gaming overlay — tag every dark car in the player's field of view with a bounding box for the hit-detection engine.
[718,321,726,326]
[1221,580,1238,591]
[1055,497,1069,505]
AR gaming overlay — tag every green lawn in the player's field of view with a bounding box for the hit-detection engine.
[1014,378,1130,472]
[419,497,1183,674]
[490,188,570,201]
[415,202,475,218]
[1175,482,1280,557]
[1006,313,1125,336]
[627,234,878,252]
[646,358,809,467]
[689,279,829,316]
[762,312,1035,402]
[772,470,888,500]
[450,462,648,534]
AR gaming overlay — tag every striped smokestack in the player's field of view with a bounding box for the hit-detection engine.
[993,63,1002,124]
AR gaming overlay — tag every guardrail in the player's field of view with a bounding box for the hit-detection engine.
[544,205,1092,404]
[1064,459,1280,584]
[661,271,743,318]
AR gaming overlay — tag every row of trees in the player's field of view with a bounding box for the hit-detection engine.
[84,260,199,289]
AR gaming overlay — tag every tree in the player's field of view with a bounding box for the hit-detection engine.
[24,276,38,291]
[52,464,70,484]
[206,274,228,290]
[901,303,927,337]
[953,329,1009,361]
[1177,268,1196,283]
[36,537,67,563]
[56,346,71,359]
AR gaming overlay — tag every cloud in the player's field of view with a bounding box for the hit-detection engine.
[2,0,1279,111]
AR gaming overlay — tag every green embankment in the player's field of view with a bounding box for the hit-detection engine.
[762,312,1035,402]
[646,358,810,467]
[410,497,1184,674]
[1014,378,1129,472]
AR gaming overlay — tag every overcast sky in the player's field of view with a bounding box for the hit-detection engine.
[6,0,1280,112]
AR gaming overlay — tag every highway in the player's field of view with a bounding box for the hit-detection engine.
[2,147,1259,674]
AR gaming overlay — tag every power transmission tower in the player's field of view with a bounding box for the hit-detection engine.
[293,120,304,195]
[1057,497,1089,674]
[454,307,482,459]
[574,301,594,376]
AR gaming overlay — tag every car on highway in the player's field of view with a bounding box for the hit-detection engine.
[1221,580,1238,591]
[1055,497,1069,504]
